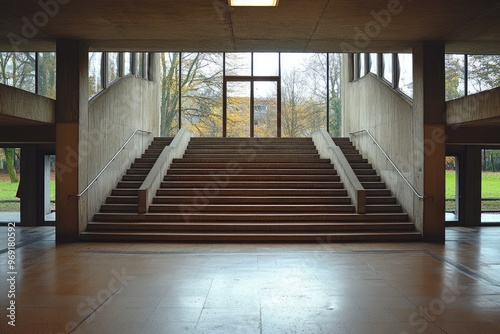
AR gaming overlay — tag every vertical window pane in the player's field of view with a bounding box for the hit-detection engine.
[0,52,35,93]
[281,53,327,137]
[398,53,413,98]
[181,53,223,137]
[481,149,500,224]
[226,53,251,76]
[445,156,459,222]
[137,53,144,78]
[468,55,500,95]
[253,52,279,76]
[254,81,277,137]
[328,53,342,137]
[359,53,366,77]
[89,52,103,98]
[123,52,132,76]
[38,52,56,99]
[107,52,119,84]
[227,81,250,137]
[144,53,149,80]
[159,52,180,136]
[382,53,393,83]
[369,53,377,75]
[445,54,466,101]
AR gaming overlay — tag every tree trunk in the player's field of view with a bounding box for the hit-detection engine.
[3,148,18,183]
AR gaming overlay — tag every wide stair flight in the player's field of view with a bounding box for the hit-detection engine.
[83,137,420,242]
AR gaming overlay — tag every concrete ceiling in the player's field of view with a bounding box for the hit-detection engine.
[0,0,499,53]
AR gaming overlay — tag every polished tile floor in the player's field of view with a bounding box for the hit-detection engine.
[1,227,500,334]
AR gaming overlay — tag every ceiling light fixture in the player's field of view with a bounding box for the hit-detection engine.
[229,0,279,7]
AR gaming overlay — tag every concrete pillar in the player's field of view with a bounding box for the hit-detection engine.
[19,145,37,227]
[55,40,89,242]
[413,42,446,241]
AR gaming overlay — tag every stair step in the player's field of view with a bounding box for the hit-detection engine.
[117,181,143,189]
[111,189,139,196]
[80,231,421,242]
[362,182,386,189]
[366,205,403,213]
[134,158,157,164]
[167,168,338,175]
[156,188,349,196]
[126,168,151,175]
[100,204,138,213]
[365,197,397,204]
[160,181,345,189]
[86,222,416,233]
[152,196,352,205]
[173,157,329,163]
[131,162,155,168]
[148,204,356,213]
[170,162,334,169]
[365,189,392,196]
[122,175,147,182]
[357,175,381,182]
[184,149,318,154]
[163,175,340,182]
[93,212,410,222]
[354,169,377,175]
[106,196,139,204]
[141,153,163,159]
[350,163,372,169]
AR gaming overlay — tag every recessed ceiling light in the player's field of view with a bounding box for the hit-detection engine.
[229,0,279,6]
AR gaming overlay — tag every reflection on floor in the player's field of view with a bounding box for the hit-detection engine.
[0,211,55,223]
[446,212,500,224]
[1,227,500,333]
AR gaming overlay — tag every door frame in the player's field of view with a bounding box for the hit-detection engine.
[223,76,281,137]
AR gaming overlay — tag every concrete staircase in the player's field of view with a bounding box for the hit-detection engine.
[82,137,420,242]
[332,138,405,215]
[98,137,173,214]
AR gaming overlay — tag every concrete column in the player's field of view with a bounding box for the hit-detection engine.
[413,42,446,241]
[55,40,89,242]
[19,145,37,227]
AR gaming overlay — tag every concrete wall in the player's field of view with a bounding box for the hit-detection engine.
[342,66,423,231]
[79,65,160,232]
[0,83,55,124]
[447,86,500,126]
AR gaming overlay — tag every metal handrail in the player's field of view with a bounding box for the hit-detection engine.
[350,129,427,200]
[72,129,151,198]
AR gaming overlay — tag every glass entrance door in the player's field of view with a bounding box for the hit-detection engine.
[223,78,280,137]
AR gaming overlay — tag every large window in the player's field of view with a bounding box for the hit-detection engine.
[0,52,36,93]
[281,53,327,137]
[160,52,343,138]
[446,54,500,101]
[181,53,223,137]
[88,51,152,99]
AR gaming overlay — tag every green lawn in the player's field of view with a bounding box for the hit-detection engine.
[446,170,500,211]
[0,175,55,211]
